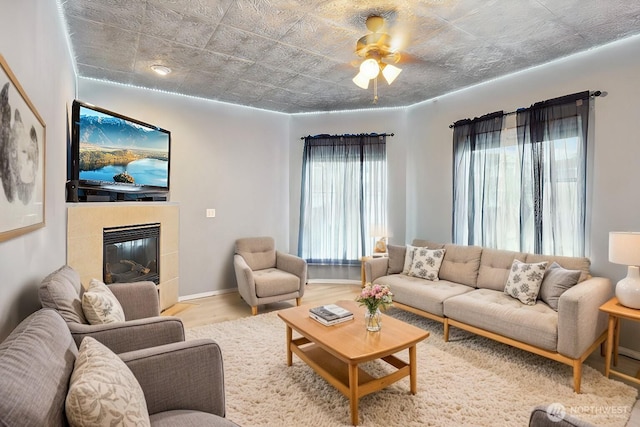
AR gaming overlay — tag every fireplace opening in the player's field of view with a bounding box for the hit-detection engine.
[103,223,160,285]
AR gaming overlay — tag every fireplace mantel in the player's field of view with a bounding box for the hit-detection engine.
[67,203,179,310]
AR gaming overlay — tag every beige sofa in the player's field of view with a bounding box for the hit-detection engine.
[365,239,613,393]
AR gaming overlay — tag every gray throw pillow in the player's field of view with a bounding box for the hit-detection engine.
[539,262,581,311]
[387,244,406,274]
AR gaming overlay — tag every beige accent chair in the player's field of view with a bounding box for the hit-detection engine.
[38,265,185,354]
[234,237,307,315]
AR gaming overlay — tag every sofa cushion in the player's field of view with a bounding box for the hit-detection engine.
[477,249,527,291]
[66,337,150,427]
[504,260,548,305]
[235,237,276,271]
[374,275,474,317]
[412,239,445,249]
[253,268,300,297]
[444,288,558,351]
[539,262,582,311]
[387,244,406,274]
[525,253,591,283]
[439,244,482,287]
[82,278,126,324]
[38,265,87,324]
[408,248,446,281]
[0,309,77,426]
[150,410,240,427]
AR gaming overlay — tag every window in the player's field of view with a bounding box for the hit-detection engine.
[298,134,387,264]
[453,92,590,256]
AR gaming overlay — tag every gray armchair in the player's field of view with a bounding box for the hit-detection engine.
[234,237,307,315]
[0,309,238,426]
[38,265,184,354]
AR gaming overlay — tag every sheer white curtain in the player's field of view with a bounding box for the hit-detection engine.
[453,91,590,256]
[516,92,590,256]
[298,134,387,264]
[452,112,506,248]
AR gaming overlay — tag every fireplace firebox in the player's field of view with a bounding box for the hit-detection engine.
[103,223,160,285]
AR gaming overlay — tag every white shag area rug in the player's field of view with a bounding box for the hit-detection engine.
[187,308,637,427]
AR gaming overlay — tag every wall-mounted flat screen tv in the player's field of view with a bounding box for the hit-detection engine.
[70,100,171,194]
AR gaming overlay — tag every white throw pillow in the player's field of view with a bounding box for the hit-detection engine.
[402,245,422,275]
[66,337,150,427]
[82,279,125,324]
[408,247,446,281]
[504,260,548,305]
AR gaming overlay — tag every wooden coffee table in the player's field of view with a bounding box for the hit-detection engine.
[277,300,429,426]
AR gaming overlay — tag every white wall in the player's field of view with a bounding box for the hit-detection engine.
[77,80,291,297]
[0,1,76,340]
[404,34,640,352]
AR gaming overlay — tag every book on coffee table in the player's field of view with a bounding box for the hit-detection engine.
[309,304,353,326]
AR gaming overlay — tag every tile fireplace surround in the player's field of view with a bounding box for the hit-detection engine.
[67,203,179,311]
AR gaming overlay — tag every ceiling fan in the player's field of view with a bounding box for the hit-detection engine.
[352,15,403,103]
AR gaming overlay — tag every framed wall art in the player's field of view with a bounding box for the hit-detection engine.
[0,54,46,242]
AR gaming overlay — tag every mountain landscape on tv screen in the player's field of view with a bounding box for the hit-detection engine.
[79,115,168,151]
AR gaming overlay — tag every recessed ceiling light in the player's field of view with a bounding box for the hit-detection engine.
[150,64,171,76]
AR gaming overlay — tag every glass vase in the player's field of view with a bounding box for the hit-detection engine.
[365,308,382,332]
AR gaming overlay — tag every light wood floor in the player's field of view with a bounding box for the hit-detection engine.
[166,282,640,391]
[163,282,362,329]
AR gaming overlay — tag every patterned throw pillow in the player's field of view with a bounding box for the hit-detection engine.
[504,260,548,305]
[408,248,446,281]
[82,279,125,324]
[402,245,421,274]
[66,337,150,427]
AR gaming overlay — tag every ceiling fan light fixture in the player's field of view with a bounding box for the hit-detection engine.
[381,63,402,85]
[360,58,380,79]
[352,71,370,89]
[150,64,172,76]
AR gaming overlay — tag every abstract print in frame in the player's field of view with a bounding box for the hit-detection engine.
[0,54,45,242]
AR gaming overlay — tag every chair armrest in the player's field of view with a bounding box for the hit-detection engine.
[109,281,160,319]
[276,251,307,287]
[529,404,596,427]
[365,257,390,283]
[119,339,226,417]
[557,276,613,358]
[234,254,256,305]
[68,316,185,354]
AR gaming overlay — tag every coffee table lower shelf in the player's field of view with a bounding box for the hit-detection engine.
[290,336,413,424]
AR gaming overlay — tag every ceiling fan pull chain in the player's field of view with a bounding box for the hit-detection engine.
[373,77,379,104]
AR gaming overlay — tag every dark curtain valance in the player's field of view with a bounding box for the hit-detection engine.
[451,90,599,129]
[301,133,393,141]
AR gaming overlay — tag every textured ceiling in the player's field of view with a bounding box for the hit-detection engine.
[61,0,640,113]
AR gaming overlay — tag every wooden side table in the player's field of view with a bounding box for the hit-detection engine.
[360,253,388,287]
[599,297,640,386]
[360,256,372,287]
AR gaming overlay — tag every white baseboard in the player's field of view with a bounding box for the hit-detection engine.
[179,280,358,302]
[307,279,361,285]
[179,287,237,302]
[619,346,640,361]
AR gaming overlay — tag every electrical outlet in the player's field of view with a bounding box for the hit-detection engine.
[206,208,216,218]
